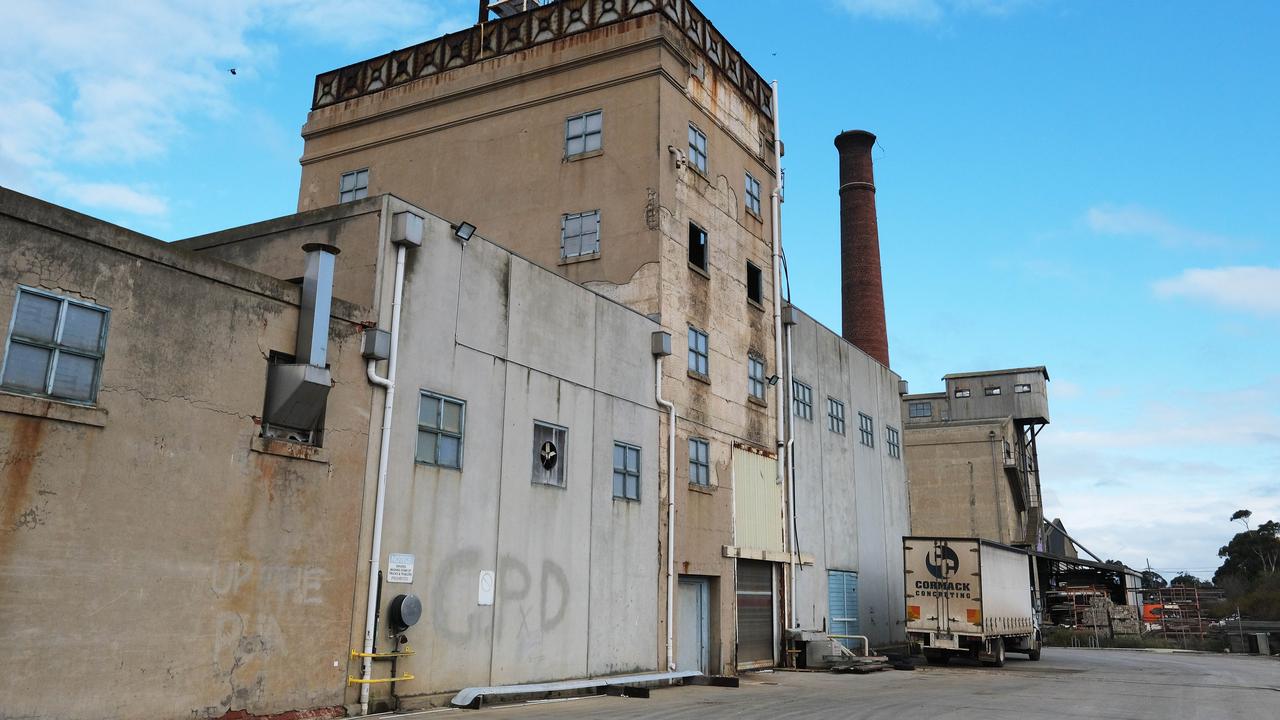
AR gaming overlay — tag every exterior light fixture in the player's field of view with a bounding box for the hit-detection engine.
[767,374,780,386]
[453,221,476,243]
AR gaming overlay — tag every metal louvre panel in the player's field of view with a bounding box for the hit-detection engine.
[828,570,860,649]
[731,448,783,552]
[736,560,773,665]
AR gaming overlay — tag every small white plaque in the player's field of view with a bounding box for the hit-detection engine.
[387,553,415,584]
[478,570,496,606]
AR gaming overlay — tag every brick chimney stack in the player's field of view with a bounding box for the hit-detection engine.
[835,130,889,367]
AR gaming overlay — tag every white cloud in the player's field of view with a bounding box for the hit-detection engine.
[1153,266,1280,316]
[835,0,1034,23]
[0,0,468,219]
[1085,204,1233,249]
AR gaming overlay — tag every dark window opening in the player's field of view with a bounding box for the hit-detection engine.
[688,223,707,271]
[747,262,763,304]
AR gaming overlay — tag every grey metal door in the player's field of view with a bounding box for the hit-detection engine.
[677,577,710,673]
[736,560,775,668]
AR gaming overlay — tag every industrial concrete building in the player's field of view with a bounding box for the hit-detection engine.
[901,367,1050,548]
[0,1,914,717]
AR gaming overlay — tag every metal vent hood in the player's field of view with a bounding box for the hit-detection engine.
[263,243,340,439]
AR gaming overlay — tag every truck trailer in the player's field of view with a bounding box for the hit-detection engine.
[903,536,1042,666]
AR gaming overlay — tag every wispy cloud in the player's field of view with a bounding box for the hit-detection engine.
[1085,204,1236,249]
[1153,266,1280,316]
[0,0,468,220]
[835,0,1036,23]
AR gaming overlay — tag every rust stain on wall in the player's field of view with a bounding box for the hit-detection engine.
[0,417,47,556]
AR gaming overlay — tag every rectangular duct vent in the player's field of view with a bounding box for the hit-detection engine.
[263,360,331,445]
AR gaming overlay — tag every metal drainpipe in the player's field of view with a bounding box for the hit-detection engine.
[768,80,790,630]
[655,355,677,672]
[360,242,408,715]
[785,321,799,629]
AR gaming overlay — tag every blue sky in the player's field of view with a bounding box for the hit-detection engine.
[2,0,1276,579]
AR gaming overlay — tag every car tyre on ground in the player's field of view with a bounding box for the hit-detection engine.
[981,638,1006,668]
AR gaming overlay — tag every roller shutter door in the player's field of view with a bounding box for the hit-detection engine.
[736,559,775,668]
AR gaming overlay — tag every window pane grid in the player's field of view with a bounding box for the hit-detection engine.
[612,442,641,500]
[827,398,845,434]
[2,288,108,404]
[561,210,600,258]
[745,173,761,215]
[566,110,603,156]
[748,355,765,400]
[792,381,812,420]
[688,327,709,376]
[858,412,874,447]
[689,438,710,486]
[887,426,901,459]
[908,401,932,418]
[416,391,464,469]
[688,124,707,172]
[339,169,368,203]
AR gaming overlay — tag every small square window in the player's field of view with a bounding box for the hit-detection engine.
[748,354,766,401]
[746,261,763,305]
[792,381,812,421]
[985,386,1001,396]
[565,110,603,157]
[561,210,600,258]
[339,169,368,203]
[532,421,568,487]
[827,398,846,434]
[858,412,874,447]
[1014,383,1032,394]
[612,442,641,501]
[886,426,901,459]
[745,173,761,215]
[2,287,109,404]
[689,437,710,486]
[908,401,932,418]
[688,123,708,173]
[688,223,708,271]
[416,391,465,469]
[688,326,709,377]
[954,388,971,398]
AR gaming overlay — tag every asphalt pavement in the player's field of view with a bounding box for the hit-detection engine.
[381,648,1279,720]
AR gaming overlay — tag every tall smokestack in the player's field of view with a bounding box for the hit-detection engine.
[835,130,889,367]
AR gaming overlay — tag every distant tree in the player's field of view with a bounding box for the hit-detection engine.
[1231,509,1253,530]
[1142,570,1167,589]
[1170,573,1205,588]
[1214,519,1280,586]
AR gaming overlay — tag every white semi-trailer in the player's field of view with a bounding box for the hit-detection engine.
[903,536,1042,666]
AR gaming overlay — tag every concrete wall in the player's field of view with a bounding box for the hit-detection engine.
[329,206,662,707]
[902,418,1027,545]
[786,308,910,648]
[0,190,374,720]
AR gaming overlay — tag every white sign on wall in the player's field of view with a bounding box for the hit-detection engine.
[478,570,495,606]
[387,553,415,584]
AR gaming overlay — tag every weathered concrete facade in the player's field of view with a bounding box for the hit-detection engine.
[902,367,1051,548]
[180,196,663,710]
[0,190,375,720]
[296,2,782,675]
[786,308,910,648]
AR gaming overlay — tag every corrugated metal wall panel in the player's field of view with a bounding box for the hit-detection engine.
[736,560,775,667]
[732,448,783,552]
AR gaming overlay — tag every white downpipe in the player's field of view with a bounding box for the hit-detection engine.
[655,356,677,672]
[359,243,407,714]
[785,322,798,629]
[768,80,790,630]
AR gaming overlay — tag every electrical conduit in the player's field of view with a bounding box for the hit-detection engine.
[360,242,407,715]
[655,356,677,672]
[768,80,794,630]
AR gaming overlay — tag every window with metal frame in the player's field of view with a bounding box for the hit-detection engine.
[746,261,763,304]
[532,421,568,487]
[1014,383,1032,394]
[688,222,708,271]
[748,354,766,401]
[858,412,874,447]
[908,401,932,418]
[827,397,846,434]
[688,326,709,377]
[416,391,464,468]
[745,172,761,215]
[612,442,641,501]
[688,123,707,173]
[339,169,368,203]
[792,380,813,421]
[985,386,1002,396]
[1,287,109,404]
[954,388,971,398]
[561,210,600,258]
[886,425,901,459]
[565,110,602,156]
[689,437,710,486]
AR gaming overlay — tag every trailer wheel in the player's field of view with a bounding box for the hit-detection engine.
[1028,636,1042,662]
[981,638,1006,668]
